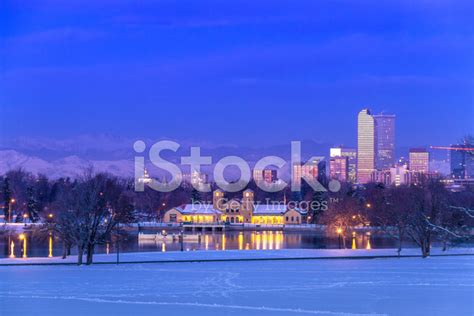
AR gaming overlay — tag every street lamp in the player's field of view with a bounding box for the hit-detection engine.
[180,228,184,252]
[22,214,28,224]
[114,212,120,265]
[8,198,16,223]
[336,228,343,249]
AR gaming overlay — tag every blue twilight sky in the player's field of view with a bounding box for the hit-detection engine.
[0,0,473,148]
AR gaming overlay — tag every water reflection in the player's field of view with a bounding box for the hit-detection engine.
[0,230,410,258]
[136,231,301,252]
[9,240,15,258]
[48,234,53,258]
[19,234,27,258]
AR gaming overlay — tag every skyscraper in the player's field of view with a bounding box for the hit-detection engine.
[374,114,395,170]
[329,156,349,181]
[451,145,474,179]
[292,159,326,188]
[330,147,357,182]
[357,109,376,184]
[409,148,430,173]
[253,169,264,182]
[390,164,411,186]
[263,169,278,183]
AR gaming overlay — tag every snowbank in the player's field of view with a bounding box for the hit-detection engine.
[1,247,473,265]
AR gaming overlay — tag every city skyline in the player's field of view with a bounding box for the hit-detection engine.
[0,106,468,181]
[1,3,473,316]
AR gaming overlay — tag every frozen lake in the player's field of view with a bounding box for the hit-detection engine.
[1,255,473,315]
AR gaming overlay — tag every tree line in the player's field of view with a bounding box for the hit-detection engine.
[1,168,473,263]
[321,180,474,257]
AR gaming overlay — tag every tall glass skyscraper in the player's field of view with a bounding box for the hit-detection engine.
[451,145,474,179]
[357,109,376,184]
[374,114,395,170]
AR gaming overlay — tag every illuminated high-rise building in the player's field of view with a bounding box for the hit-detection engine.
[253,169,264,182]
[292,159,326,188]
[409,148,430,173]
[263,169,278,183]
[390,164,411,186]
[330,147,357,182]
[357,109,376,184]
[329,156,348,181]
[374,114,395,170]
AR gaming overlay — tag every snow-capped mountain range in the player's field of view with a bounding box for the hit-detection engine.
[0,134,335,179]
[1,133,446,179]
[0,150,135,179]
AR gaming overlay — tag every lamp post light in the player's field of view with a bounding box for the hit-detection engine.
[336,228,343,249]
[180,229,184,252]
[8,198,16,223]
[115,214,120,265]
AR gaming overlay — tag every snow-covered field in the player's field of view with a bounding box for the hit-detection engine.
[1,254,473,316]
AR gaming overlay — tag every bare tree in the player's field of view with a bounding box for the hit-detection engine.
[53,170,135,265]
[371,185,411,256]
[432,190,474,250]
[401,180,453,257]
